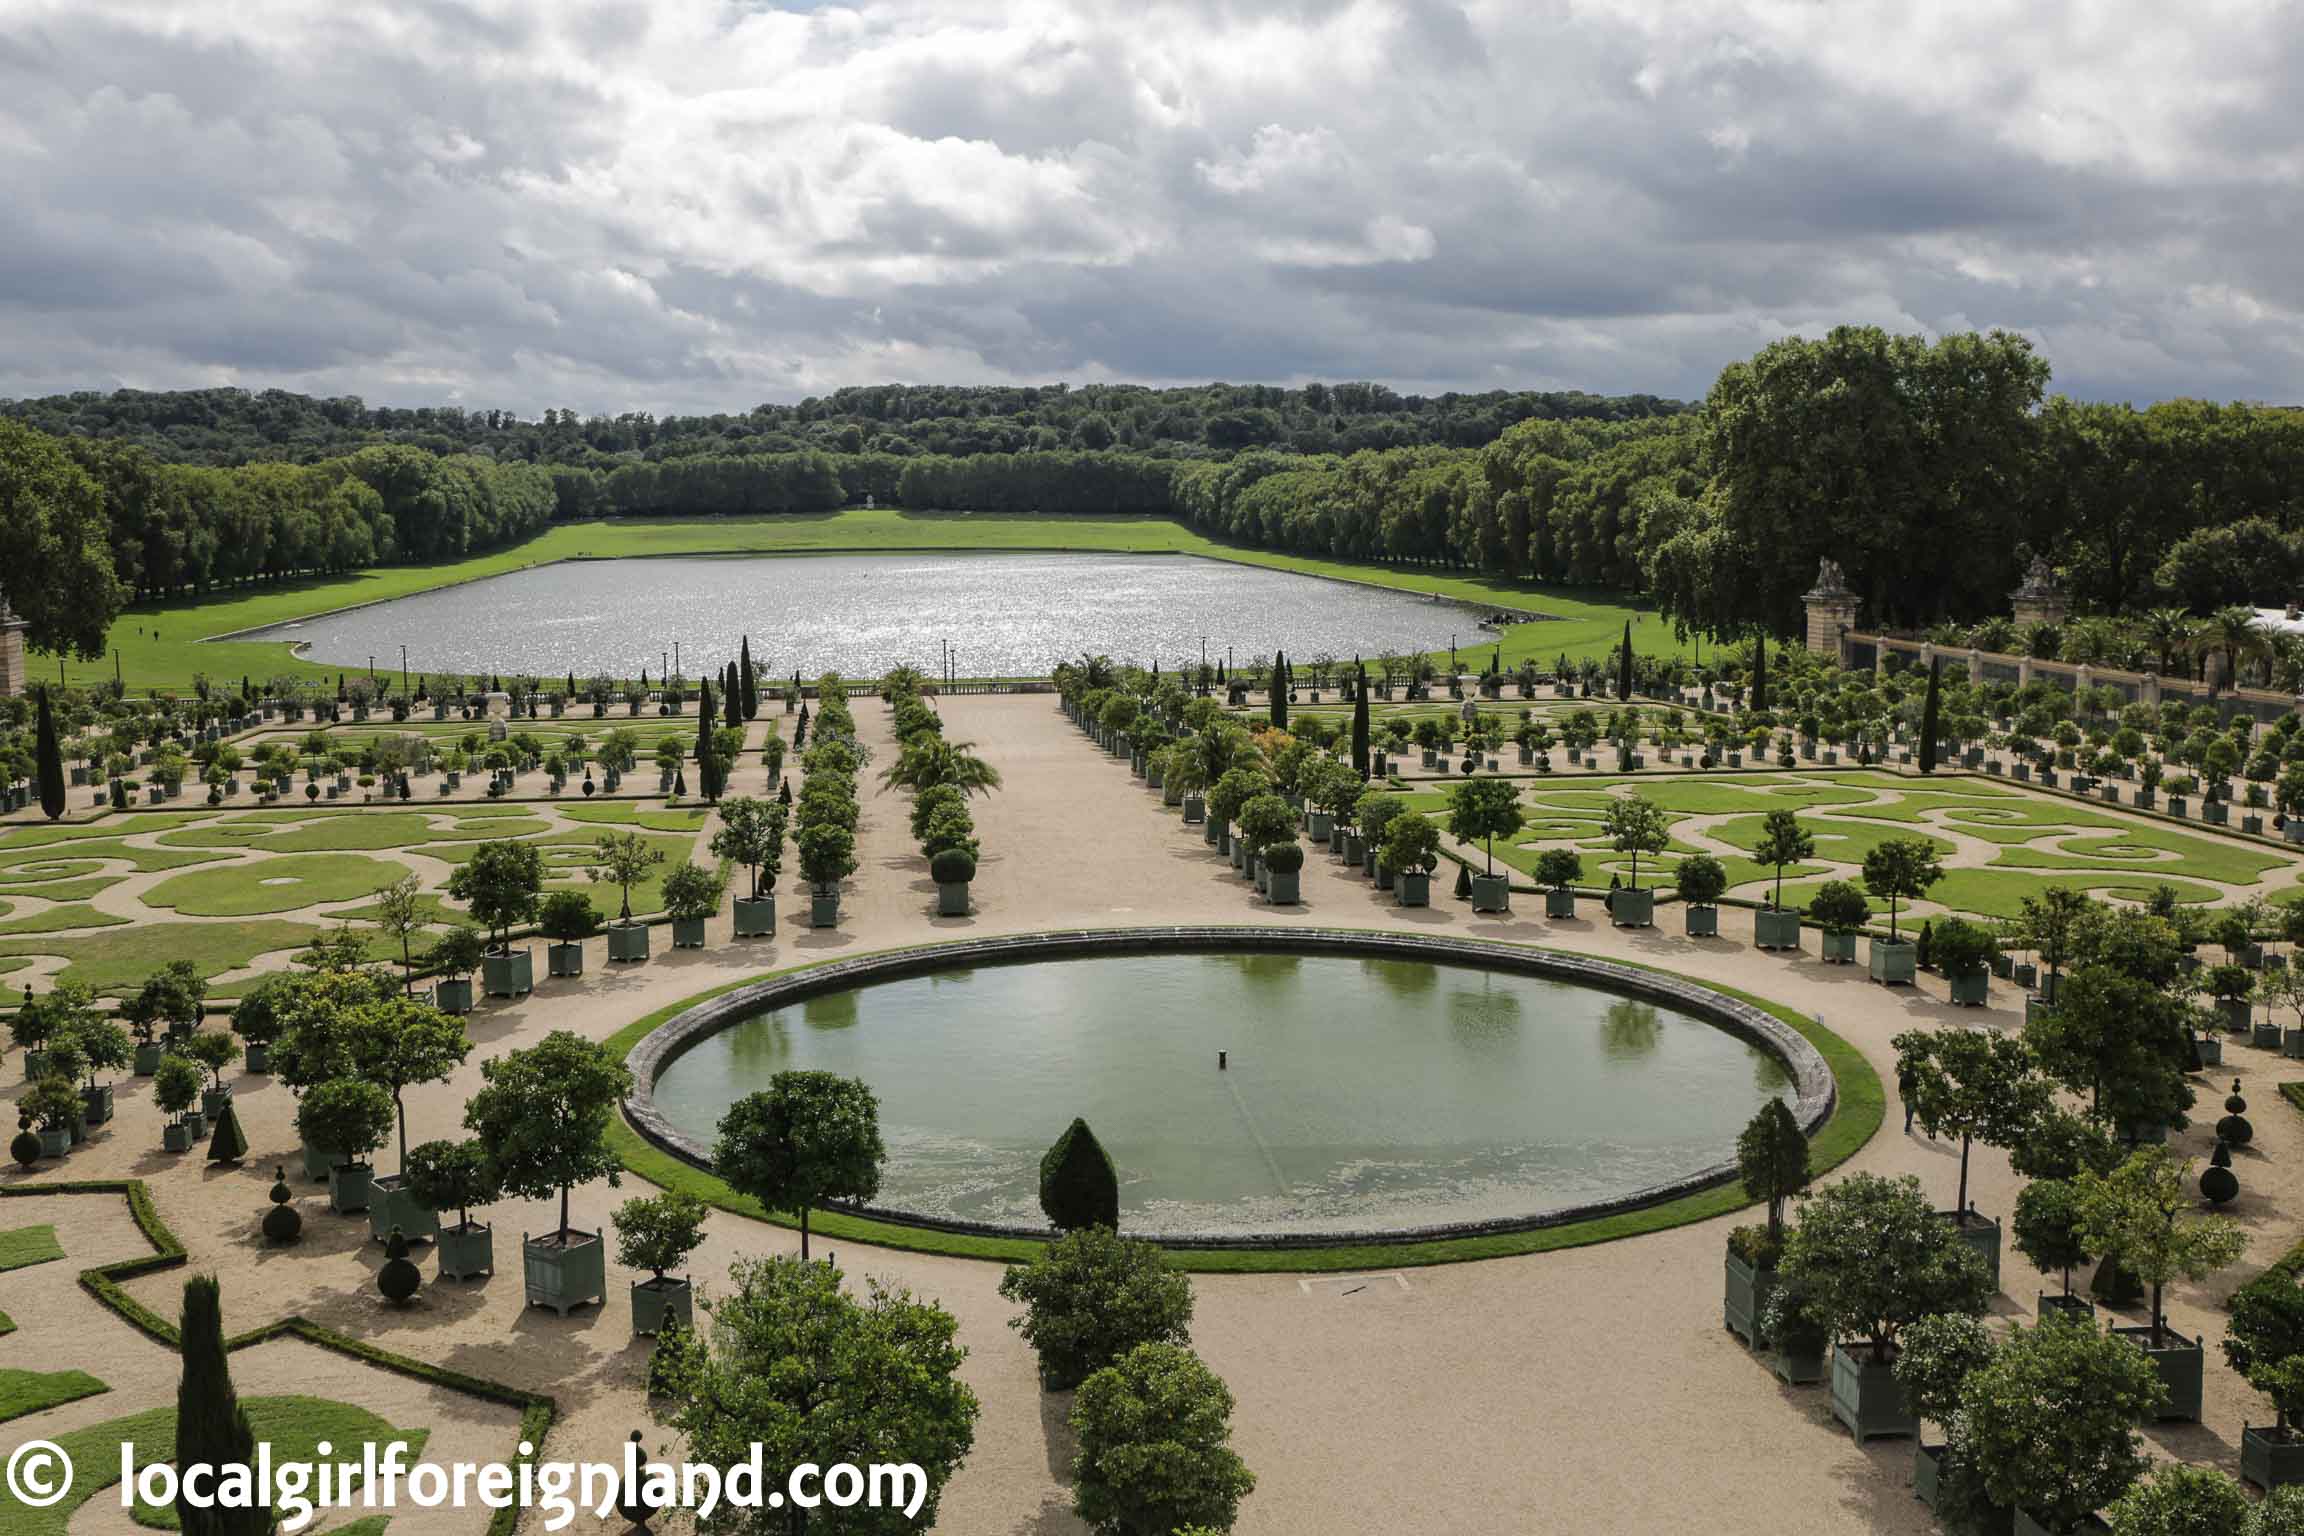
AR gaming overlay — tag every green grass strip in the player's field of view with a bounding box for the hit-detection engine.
[607,938,1882,1273]
[0,1367,109,1425]
[0,1223,65,1271]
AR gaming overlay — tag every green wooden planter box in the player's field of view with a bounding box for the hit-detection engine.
[1345,833,1366,865]
[201,1086,232,1118]
[2196,1034,2223,1067]
[82,1083,115,1125]
[1941,1208,2002,1286]
[245,1044,270,1074]
[437,1221,494,1280]
[524,1228,607,1315]
[1184,794,1206,825]
[632,1276,694,1336]
[1361,847,1378,877]
[1754,907,1803,950]
[1685,904,1719,937]
[2244,1426,2304,1491]
[1913,1444,1945,1511]
[1869,939,1917,985]
[811,892,841,928]
[733,896,776,937]
[1773,1332,1828,1386]
[1821,931,1859,964]
[368,1176,439,1244]
[162,1121,193,1153]
[1545,889,1575,918]
[329,1162,376,1215]
[547,941,585,977]
[1470,874,1510,913]
[1397,872,1431,907]
[300,1135,334,1181]
[1831,1344,1916,1442]
[1307,811,1333,841]
[2253,1020,2283,1050]
[2286,1027,2304,1060]
[2010,960,2035,986]
[1266,869,1299,905]
[435,978,474,1014]
[607,923,651,962]
[483,948,533,998]
[37,1127,71,1158]
[133,1042,164,1075]
[672,916,707,948]
[21,1049,47,1081]
[938,881,971,916]
[1611,887,1655,928]
[1723,1250,1776,1349]
[2038,1293,2095,1324]
[1948,968,1989,1005]
[181,1109,206,1140]
[2110,1326,2203,1420]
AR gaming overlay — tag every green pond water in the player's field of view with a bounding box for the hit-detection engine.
[652,952,1795,1236]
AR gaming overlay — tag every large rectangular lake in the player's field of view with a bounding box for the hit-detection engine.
[249,552,1494,678]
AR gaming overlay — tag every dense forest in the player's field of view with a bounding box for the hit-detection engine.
[0,382,1685,467]
[7,333,2304,664]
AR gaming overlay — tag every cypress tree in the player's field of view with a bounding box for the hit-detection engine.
[1270,650,1288,730]
[1040,1118,1120,1231]
[724,664,740,730]
[175,1275,268,1536]
[1750,631,1768,712]
[567,671,576,697]
[1351,665,1370,777]
[1618,620,1634,702]
[739,636,759,719]
[1919,657,1943,774]
[696,679,722,802]
[34,685,64,821]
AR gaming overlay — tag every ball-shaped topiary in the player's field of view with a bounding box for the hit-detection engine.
[11,1114,40,1168]
[263,1166,303,1245]
[2201,1163,2239,1206]
[377,1228,421,1303]
[929,848,977,885]
[1261,841,1304,874]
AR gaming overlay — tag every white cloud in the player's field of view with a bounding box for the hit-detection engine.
[0,0,2297,413]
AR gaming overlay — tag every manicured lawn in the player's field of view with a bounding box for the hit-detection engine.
[0,1397,424,1536]
[0,919,344,995]
[0,838,230,876]
[0,815,209,848]
[141,854,411,917]
[0,876,120,903]
[0,1369,108,1425]
[1991,829,2287,885]
[560,802,711,832]
[161,811,553,852]
[1706,814,1957,864]
[0,903,128,934]
[0,1224,64,1271]
[1777,870,2226,920]
[72,510,1683,691]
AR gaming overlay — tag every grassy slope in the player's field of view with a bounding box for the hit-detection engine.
[77,511,1686,690]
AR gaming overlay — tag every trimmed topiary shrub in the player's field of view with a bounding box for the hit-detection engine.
[1041,1117,1121,1232]
[929,848,977,885]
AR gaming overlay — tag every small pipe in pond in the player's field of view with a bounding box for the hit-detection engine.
[1219,1051,1228,1070]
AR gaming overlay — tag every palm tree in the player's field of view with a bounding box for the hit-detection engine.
[2143,607,2201,679]
[2200,605,2266,691]
[879,737,1001,797]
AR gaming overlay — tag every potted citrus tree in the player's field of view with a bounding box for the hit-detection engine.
[1892,1313,1997,1513]
[462,1029,631,1315]
[2227,1268,2304,1491]
[1862,837,1944,984]
[614,1190,708,1336]
[662,859,726,949]
[178,1029,240,1118]
[1808,880,1871,964]
[154,1055,203,1153]
[1724,1100,1810,1350]
[797,822,856,929]
[447,838,543,999]
[2013,1177,2098,1324]
[403,1137,500,1281]
[711,796,786,937]
[1448,776,1523,914]
[1379,812,1441,907]
[1235,793,1297,893]
[1601,794,1670,927]
[1894,1026,2050,1286]
[539,889,597,978]
[1677,853,1727,938]
[931,847,976,916]
[588,829,665,962]
[1778,1172,1993,1442]
[1357,791,1403,884]
[2075,1146,2245,1422]
[1752,809,1814,950]
[1534,848,1583,919]
[428,923,486,1014]
[1261,839,1304,904]
[22,1075,80,1159]
[297,1077,395,1215]
[1931,916,2000,1006]
[1961,1314,2163,1534]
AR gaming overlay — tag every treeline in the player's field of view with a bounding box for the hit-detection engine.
[0,381,1687,467]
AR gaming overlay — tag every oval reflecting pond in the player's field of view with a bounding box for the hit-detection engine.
[253,552,1492,678]
[651,952,1796,1237]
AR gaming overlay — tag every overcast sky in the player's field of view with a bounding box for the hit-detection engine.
[2,0,2298,416]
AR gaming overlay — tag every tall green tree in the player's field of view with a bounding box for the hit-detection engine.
[1754,808,1815,909]
[462,1030,630,1238]
[0,418,127,658]
[1618,619,1634,701]
[1269,649,1287,730]
[1041,1118,1121,1231]
[1893,1029,2052,1217]
[1071,1344,1256,1536]
[739,635,759,719]
[1918,657,1943,774]
[1749,630,1767,712]
[33,684,64,821]
[175,1275,271,1536]
[1350,664,1370,777]
[714,1071,886,1261]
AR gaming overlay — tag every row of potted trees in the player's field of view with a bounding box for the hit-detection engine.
[881,666,996,915]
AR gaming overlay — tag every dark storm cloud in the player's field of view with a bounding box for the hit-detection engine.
[0,0,2298,413]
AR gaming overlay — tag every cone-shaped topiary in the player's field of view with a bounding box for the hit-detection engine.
[1040,1117,1120,1232]
[207,1101,247,1164]
[378,1228,421,1303]
[1453,861,1473,900]
[2220,1079,2254,1146]
[2212,1139,2234,1169]
[262,1166,303,1245]
[175,1275,270,1536]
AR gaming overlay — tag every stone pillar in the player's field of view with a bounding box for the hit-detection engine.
[1801,558,1860,661]
[1968,647,1984,685]
[0,598,26,698]
[2142,672,2161,710]
[2018,656,2034,689]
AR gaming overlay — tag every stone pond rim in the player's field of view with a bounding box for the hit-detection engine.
[621,925,1839,1250]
